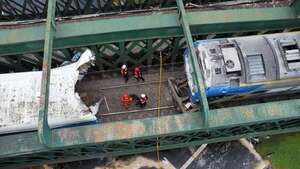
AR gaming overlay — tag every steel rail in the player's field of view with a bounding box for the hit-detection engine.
[96,80,169,90]
[101,106,175,116]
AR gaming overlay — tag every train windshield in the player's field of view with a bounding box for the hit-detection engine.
[198,51,209,77]
[196,46,213,87]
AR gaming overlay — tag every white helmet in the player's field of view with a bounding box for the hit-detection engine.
[141,94,146,98]
[122,64,127,69]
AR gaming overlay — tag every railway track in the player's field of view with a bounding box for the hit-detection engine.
[78,64,300,123]
[99,105,176,123]
[77,68,184,123]
[93,79,179,123]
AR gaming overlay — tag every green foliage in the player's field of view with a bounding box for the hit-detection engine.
[256,133,300,169]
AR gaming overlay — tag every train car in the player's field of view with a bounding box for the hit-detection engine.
[0,49,99,134]
[184,32,300,103]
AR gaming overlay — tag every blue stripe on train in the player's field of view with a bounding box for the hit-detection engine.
[191,84,264,103]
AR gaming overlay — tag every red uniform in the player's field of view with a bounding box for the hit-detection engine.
[120,92,133,109]
[139,94,148,107]
[121,67,128,76]
[121,64,129,82]
[133,66,144,82]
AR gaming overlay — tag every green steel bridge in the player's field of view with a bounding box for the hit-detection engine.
[0,0,300,168]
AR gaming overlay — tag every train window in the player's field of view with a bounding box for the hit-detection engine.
[247,54,265,76]
[197,51,209,78]
[279,39,300,70]
[200,51,208,72]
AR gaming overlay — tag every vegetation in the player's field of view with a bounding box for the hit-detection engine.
[256,133,300,169]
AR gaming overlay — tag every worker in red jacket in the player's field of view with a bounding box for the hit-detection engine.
[138,93,148,107]
[121,64,129,83]
[133,65,145,82]
[120,92,133,110]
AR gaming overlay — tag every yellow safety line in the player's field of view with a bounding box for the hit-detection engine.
[156,52,163,168]
[240,77,300,86]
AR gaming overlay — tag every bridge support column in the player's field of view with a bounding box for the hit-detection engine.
[38,0,57,146]
[176,0,210,127]
[292,0,300,16]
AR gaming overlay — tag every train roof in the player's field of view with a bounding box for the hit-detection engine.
[187,31,300,87]
[0,49,98,134]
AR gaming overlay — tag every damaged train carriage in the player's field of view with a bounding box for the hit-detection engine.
[183,31,300,104]
[0,49,99,134]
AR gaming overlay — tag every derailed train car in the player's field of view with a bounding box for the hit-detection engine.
[0,49,99,134]
[184,32,300,104]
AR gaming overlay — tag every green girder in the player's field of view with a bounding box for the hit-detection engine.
[0,1,300,168]
[176,0,209,126]
[1,6,300,56]
[293,0,300,15]
[38,0,57,146]
[1,99,300,168]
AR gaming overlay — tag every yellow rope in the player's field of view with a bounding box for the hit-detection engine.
[156,51,163,168]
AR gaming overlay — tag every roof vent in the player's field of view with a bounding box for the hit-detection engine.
[247,54,265,76]
[279,39,300,70]
[221,47,242,74]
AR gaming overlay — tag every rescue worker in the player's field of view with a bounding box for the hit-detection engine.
[120,64,129,83]
[133,65,145,82]
[138,93,148,107]
[120,92,133,110]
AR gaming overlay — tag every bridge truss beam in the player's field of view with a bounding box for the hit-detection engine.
[0,0,286,21]
[1,5,300,56]
[1,99,300,168]
[0,1,300,168]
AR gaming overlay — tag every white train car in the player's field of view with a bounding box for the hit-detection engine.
[0,49,99,134]
[184,32,300,103]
